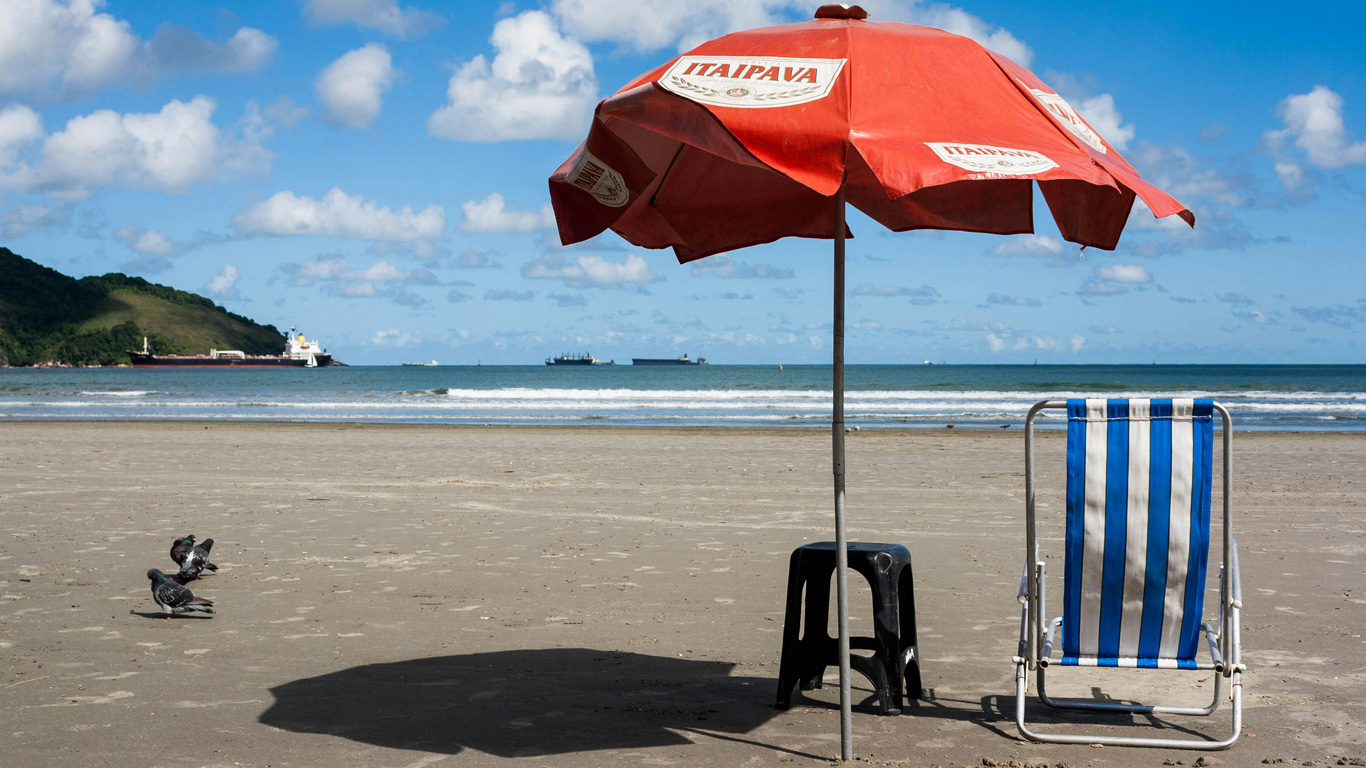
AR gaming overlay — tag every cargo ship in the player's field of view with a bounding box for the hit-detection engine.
[545,352,614,366]
[128,329,334,368]
[632,354,707,366]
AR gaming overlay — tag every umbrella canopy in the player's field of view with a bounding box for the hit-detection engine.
[548,4,1193,760]
[551,4,1192,259]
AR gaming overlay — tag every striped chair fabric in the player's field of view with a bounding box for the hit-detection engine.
[1061,398,1214,669]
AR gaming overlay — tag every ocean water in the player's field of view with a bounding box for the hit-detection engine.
[0,364,1362,430]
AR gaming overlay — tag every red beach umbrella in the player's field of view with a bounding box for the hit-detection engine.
[548,4,1193,758]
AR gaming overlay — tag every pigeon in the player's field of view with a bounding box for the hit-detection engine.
[170,535,196,567]
[147,569,215,617]
[171,536,218,582]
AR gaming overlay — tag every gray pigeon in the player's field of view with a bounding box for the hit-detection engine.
[172,536,217,582]
[147,569,215,617]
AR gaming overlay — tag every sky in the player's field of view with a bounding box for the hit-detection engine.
[1,0,1364,365]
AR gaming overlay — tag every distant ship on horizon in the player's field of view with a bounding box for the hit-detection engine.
[546,352,614,366]
[128,328,334,368]
[632,354,707,366]
[402,360,438,366]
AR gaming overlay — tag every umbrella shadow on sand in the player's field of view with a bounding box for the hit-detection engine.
[259,648,822,759]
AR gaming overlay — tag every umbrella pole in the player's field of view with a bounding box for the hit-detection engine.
[832,185,853,761]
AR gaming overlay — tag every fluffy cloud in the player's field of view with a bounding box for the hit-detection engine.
[281,254,438,304]
[986,292,1041,306]
[239,96,310,145]
[202,265,241,300]
[459,193,555,233]
[873,0,1032,65]
[1217,292,1254,306]
[371,329,419,347]
[0,201,66,237]
[114,224,179,256]
[1094,264,1151,284]
[852,284,940,304]
[689,254,793,279]
[548,293,587,308]
[1076,265,1152,297]
[1074,93,1134,151]
[317,44,397,128]
[986,332,1085,354]
[0,105,43,170]
[232,188,445,241]
[2,96,271,200]
[1077,264,1151,298]
[302,0,444,38]
[550,0,1030,64]
[1266,85,1366,170]
[0,0,274,96]
[1293,300,1365,330]
[990,233,1076,266]
[551,0,798,53]
[428,11,596,142]
[522,252,660,287]
[485,289,536,301]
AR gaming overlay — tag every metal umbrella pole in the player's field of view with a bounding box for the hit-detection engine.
[831,184,853,761]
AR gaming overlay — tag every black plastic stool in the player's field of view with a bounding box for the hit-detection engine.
[775,541,922,715]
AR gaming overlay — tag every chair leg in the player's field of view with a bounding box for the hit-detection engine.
[1018,664,1243,749]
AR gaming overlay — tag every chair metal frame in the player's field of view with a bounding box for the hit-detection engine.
[1014,399,1244,749]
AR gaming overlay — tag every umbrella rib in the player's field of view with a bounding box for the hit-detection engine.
[648,143,686,208]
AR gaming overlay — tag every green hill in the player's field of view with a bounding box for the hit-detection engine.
[0,247,285,367]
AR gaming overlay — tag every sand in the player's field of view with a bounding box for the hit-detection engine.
[0,421,1362,767]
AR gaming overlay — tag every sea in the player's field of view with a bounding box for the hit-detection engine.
[1,364,1362,431]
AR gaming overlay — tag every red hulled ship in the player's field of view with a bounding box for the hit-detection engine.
[128,328,334,368]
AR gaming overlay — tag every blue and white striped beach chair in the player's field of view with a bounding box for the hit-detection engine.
[1014,398,1244,749]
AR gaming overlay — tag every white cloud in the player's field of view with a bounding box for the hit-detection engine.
[232,188,445,241]
[872,0,1032,65]
[990,234,1076,267]
[3,96,271,200]
[0,0,274,96]
[427,10,596,142]
[371,329,419,347]
[203,264,241,300]
[522,252,660,287]
[1074,93,1134,151]
[302,0,444,39]
[1265,85,1366,170]
[0,201,66,237]
[551,0,797,53]
[240,96,310,144]
[114,224,179,256]
[460,193,555,233]
[690,254,794,279]
[986,292,1041,306]
[852,284,940,304]
[317,43,397,128]
[0,105,43,170]
[550,0,1030,64]
[986,331,1082,354]
[1093,264,1151,284]
[282,254,437,305]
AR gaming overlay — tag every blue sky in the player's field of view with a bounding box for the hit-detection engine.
[1,0,1363,365]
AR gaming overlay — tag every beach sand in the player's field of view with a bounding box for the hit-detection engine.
[1,422,1362,767]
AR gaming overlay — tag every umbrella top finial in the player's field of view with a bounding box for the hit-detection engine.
[815,3,869,20]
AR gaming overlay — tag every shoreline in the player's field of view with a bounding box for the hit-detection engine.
[0,418,1356,435]
[1,422,1363,766]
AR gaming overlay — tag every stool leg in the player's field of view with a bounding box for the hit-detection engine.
[775,550,807,709]
[898,561,923,700]
[872,560,904,714]
[798,563,835,690]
